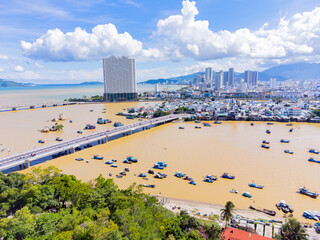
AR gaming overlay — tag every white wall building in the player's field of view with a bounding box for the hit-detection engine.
[103,56,137,101]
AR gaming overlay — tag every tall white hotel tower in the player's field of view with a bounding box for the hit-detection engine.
[103,56,137,101]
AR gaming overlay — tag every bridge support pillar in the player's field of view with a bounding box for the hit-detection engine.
[98,140,100,144]
[26,161,30,168]
[105,137,108,143]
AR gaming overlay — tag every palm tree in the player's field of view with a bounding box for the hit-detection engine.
[277,218,308,240]
[220,201,235,228]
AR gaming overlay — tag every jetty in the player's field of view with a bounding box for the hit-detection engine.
[0,114,187,172]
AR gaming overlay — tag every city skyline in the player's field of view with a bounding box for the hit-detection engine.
[0,0,319,84]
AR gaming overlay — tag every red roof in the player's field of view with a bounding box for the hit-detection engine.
[222,227,273,240]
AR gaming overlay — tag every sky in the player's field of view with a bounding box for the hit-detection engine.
[0,0,319,84]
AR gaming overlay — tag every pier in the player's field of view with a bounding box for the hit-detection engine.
[0,114,187,172]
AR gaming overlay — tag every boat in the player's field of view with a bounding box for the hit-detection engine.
[248,182,264,189]
[275,200,294,213]
[55,137,63,141]
[124,167,130,172]
[286,123,293,126]
[114,122,123,127]
[204,175,217,183]
[313,210,320,219]
[261,144,270,149]
[242,192,252,198]
[174,172,186,178]
[179,126,185,129]
[309,149,320,154]
[203,122,211,127]
[266,130,271,134]
[138,173,147,178]
[148,169,154,174]
[195,120,200,123]
[84,124,96,130]
[123,159,131,164]
[299,186,319,198]
[303,210,319,221]
[262,140,270,144]
[250,123,254,126]
[308,158,320,164]
[267,123,274,125]
[126,156,138,163]
[112,159,117,162]
[189,180,196,185]
[94,155,104,160]
[111,164,117,168]
[140,184,156,188]
[119,171,126,176]
[97,118,108,124]
[154,172,167,179]
[77,131,83,134]
[75,158,84,161]
[221,173,235,179]
[289,128,293,132]
[195,126,201,129]
[262,209,276,216]
[230,188,238,194]
[153,161,167,169]
[284,150,294,154]
[214,121,221,124]
[38,140,45,144]
[86,160,89,163]
[183,176,192,181]
[105,161,113,165]
[280,139,290,143]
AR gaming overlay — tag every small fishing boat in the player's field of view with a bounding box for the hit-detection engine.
[248,182,264,189]
[94,155,104,160]
[138,173,147,178]
[250,123,254,126]
[230,188,238,194]
[183,176,192,181]
[105,161,113,165]
[262,140,270,144]
[284,150,294,154]
[242,192,252,198]
[280,139,290,143]
[124,167,130,172]
[119,171,126,176]
[75,158,84,161]
[77,130,82,134]
[299,186,319,198]
[309,149,320,154]
[179,126,185,129]
[261,144,270,149]
[116,175,123,178]
[112,159,117,162]
[189,180,196,185]
[195,120,200,123]
[69,120,72,123]
[303,210,319,221]
[38,140,45,144]
[262,209,276,216]
[84,124,95,130]
[126,156,138,163]
[86,160,89,163]
[154,172,167,179]
[214,121,221,124]
[109,173,112,176]
[111,164,117,168]
[55,137,63,141]
[275,200,294,213]
[266,130,271,134]
[267,122,274,125]
[221,173,235,179]
[148,169,154,174]
[90,110,93,112]
[153,161,167,169]
[195,126,201,129]
[289,128,293,132]
[203,122,211,127]
[114,122,123,127]
[140,184,156,188]
[308,158,320,164]
[286,123,293,126]
[174,172,186,178]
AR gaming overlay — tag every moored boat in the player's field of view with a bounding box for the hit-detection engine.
[94,155,104,160]
[261,144,270,149]
[195,126,201,129]
[267,122,274,125]
[303,210,319,221]
[250,123,254,126]
[221,173,235,179]
[55,137,63,141]
[262,140,270,144]
[203,122,211,127]
[299,186,319,198]
[309,149,320,154]
[214,121,221,124]
[289,128,293,132]
[266,130,271,134]
[230,188,238,194]
[75,158,84,161]
[125,156,138,163]
[179,126,185,129]
[242,192,252,198]
[174,172,186,178]
[280,139,290,143]
[248,182,264,189]
[286,123,293,126]
[105,161,113,165]
[284,150,294,154]
[38,140,45,144]
[308,158,320,164]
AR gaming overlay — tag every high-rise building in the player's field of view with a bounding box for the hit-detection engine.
[155,83,159,93]
[228,68,234,87]
[214,70,223,90]
[103,56,137,101]
[244,70,258,87]
[205,67,213,89]
[223,72,229,86]
[270,78,277,89]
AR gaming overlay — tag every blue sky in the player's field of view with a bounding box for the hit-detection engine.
[0,0,319,83]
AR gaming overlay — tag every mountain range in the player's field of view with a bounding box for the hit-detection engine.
[0,79,35,87]
[139,62,320,84]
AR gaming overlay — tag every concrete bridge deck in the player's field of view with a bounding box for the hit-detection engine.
[0,114,188,172]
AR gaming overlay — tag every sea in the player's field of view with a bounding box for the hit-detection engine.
[0,84,184,106]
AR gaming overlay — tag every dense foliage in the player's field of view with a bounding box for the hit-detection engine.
[0,167,222,239]
[276,218,308,240]
[153,110,170,118]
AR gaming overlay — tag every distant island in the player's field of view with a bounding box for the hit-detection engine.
[0,79,35,87]
[80,81,103,85]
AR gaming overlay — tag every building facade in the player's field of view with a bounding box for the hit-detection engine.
[103,56,137,101]
[228,68,234,87]
[244,70,258,86]
[215,70,224,90]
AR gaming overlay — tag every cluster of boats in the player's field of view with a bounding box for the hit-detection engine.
[275,200,294,214]
[153,161,167,169]
[203,122,211,127]
[84,124,95,130]
[97,118,111,124]
[123,156,138,164]
[203,175,217,183]
[174,172,196,185]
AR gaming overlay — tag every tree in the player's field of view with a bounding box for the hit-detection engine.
[276,218,308,240]
[220,201,235,228]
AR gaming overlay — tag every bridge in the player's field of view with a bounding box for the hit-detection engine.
[0,114,188,172]
[0,101,79,112]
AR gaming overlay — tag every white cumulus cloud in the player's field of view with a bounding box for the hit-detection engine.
[153,0,320,61]
[21,24,164,62]
[13,65,24,72]
[0,55,9,60]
